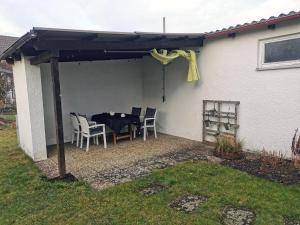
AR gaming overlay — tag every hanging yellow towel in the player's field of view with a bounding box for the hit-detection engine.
[150,49,200,82]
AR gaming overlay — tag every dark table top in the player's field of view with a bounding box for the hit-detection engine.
[91,113,140,134]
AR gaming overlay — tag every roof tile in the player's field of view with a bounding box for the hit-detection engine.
[206,10,300,38]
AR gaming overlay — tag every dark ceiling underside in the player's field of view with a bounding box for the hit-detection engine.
[1,27,204,63]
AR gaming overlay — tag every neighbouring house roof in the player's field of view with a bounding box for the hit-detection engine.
[0,35,18,74]
[0,35,18,55]
[205,10,300,39]
[0,27,204,63]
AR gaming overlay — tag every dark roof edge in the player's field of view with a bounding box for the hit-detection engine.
[32,26,203,37]
[205,10,300,39]
[0,28,204,60]
[0,29,37,60]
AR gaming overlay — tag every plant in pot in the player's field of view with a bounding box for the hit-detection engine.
[291,129,300,169]
[214,135,244,160]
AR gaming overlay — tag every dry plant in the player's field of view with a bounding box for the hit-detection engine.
[291,129,300,169]
[215,135,243,155]
[259,149,286,171]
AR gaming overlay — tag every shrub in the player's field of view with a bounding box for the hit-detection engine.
[259,149,286,171]
[291,129,300,169]
[214,135,244,159]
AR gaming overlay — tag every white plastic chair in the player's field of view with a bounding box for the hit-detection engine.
[141,107,157,141]
[70,113,97,147]
[77,115,107,151]
[70,113,81,147]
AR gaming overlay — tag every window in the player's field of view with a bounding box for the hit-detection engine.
[258,33,300,70]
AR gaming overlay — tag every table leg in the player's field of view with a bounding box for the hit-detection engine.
[129,125,132,141]
[113,133,117,145]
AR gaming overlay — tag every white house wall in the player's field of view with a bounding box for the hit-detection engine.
[12,57,47,161]
[142,20,300,155]
[40,59,143,145]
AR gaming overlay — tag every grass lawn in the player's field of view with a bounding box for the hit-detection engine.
[1,128,300,225]
[0,114,16,122]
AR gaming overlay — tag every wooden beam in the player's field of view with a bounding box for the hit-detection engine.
[5,57,14,65]
[81,34,98,41]
[122,35,141,41]
[30,50,59,65]
[50,56,66,178]
[148,35,166,41]
[13,54,21,61]
[171,36,189,41]
[32,38,203,51]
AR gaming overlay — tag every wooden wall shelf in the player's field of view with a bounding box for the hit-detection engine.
[202,100,240,142]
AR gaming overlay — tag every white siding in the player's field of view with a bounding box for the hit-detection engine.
[41,59,143,145]
[143,20,300,155]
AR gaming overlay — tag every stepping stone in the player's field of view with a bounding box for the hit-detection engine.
[140,184,166,195]
[285,218,300,225]
[222,206,255,225]
[169,194,208,213]
[207,155,224,163]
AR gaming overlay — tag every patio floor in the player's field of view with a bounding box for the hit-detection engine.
[36,133,213,190]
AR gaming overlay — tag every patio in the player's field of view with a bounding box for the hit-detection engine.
[36,133,213,189]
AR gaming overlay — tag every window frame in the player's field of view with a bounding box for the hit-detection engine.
[257,33,300,71]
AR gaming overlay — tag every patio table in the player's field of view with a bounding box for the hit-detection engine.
[91,113,140,144]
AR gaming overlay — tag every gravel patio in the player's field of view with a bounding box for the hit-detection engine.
[36,133,213,189]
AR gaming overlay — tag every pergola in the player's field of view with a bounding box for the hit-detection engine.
[1,27,204,178]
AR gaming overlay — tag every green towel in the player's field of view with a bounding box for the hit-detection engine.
[150,49,200,82]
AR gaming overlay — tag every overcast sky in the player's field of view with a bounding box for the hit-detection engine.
[0,0,299,37]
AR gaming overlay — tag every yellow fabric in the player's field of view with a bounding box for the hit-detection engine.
[150,49,200,82]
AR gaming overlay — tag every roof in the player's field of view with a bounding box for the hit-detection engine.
[0,27,204,63]
[0,35,18,55]
[0,35,18,74]
[2,10,300,63]
[205,10,300,39]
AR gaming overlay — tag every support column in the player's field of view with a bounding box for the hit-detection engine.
[50,57,66,177]
[12,56,47,161]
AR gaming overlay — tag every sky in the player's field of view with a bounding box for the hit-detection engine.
[0,0,299,37]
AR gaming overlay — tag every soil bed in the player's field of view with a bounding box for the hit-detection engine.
[222,157,300,185]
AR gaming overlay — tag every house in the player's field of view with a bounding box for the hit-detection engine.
[0,35,18,109]
[1,11,299,167]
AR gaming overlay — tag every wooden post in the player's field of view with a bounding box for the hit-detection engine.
[202,100,206,142]
[50,56,66,177]
[217,101,221,136]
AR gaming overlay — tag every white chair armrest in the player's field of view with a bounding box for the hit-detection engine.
[144,117,155,121]
[143,118,156,125]
[88,121,97,125]
[89,124,105,129]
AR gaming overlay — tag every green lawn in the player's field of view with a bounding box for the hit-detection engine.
[1,128,300,225]
[0,114,16,122]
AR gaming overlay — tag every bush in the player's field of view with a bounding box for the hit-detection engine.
[259,149,286,170]
[291,129,300,169]
[214,135,244,159]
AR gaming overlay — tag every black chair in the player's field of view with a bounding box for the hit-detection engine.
[131,107,142,117]
[131,107,142,138]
